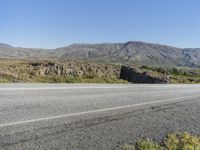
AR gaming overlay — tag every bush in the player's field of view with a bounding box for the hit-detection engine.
[122,132,200,150]
[136,139,165,150]
[165,132,200,150]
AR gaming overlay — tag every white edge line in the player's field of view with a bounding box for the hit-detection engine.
[0,85,195,91]
[0,95,199,128]
[0,86,133,91]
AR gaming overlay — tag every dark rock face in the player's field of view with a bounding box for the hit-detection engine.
[120,66,169,83]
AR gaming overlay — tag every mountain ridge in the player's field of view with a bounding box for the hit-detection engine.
[0,41,199,67]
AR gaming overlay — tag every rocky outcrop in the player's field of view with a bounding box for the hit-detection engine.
[29,60,121,79]
[29,60,169,83]
[120,66,170,83]
[0,59,170,83]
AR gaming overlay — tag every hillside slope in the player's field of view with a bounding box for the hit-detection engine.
[0,42,199,67]
[0,43,53,59]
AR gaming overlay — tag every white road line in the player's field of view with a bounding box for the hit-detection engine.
[0,94,199,128]
[0,85,198,91]
[0,86,161,91]
[0,86,139,91]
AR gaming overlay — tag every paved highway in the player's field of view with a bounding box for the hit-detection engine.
[0,84,200,149]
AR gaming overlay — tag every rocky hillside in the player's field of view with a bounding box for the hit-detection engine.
[54,42,200,67]
[0,59,169,83]
[0,43,52,59]
[0,41,200,67]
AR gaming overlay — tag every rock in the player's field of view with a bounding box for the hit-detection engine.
[28,60,122,79]
[120,66,169,83]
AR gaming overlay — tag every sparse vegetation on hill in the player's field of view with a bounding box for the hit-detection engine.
[35,76,128,83]
[0,59,199,83]
[140,66,200,83]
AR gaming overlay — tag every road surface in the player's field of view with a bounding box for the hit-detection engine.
[0,84,200,149]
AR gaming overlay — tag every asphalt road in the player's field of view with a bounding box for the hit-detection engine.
[0,84,200,149]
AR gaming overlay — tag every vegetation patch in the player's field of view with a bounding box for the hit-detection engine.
[122,132,200,150]
[34,75,128,83]
[140,66,200,83]
[0,74,18,83]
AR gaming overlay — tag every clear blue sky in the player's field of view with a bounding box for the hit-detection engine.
[0,0,200,48]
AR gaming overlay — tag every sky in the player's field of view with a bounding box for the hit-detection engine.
[0,0,200,49]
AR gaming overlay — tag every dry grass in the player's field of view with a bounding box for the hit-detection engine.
[122,132,200,150]
[34,75,128,83]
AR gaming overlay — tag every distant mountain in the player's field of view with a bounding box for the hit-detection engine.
[0,41,199,67]
[53,41,200,67]
[182,48,200,67]
[0,44,52,59]
[0,43,13,48]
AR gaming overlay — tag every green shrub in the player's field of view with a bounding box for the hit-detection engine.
[0,78,9,83]
[0,74,17,83]
[136,139,165,150]
[122,132,200,150]
[165,132,200,150]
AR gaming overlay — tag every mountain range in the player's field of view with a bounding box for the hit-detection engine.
[0,41,199,67]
